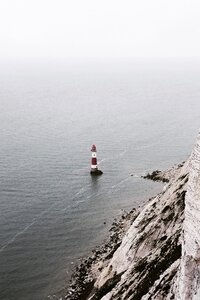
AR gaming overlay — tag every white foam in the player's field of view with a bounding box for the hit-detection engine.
[111,177,130,189]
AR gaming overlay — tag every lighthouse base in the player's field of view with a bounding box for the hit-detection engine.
[90,169,103,176]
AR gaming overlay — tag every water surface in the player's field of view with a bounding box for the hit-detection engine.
[0,59,200,300]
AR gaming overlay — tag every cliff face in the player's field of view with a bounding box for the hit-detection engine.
[90,160,188,300]
[65,132,200,300]
[175,133,200,300]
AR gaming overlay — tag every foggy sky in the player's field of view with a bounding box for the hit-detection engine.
[0,0,200,61]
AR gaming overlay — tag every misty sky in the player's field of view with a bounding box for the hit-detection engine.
[0,0,200,61]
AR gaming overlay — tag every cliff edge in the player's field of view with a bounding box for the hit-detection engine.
[175,132,200,300]
[64,131,200,300]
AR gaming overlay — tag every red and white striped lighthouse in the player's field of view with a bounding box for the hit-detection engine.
[91,144,97,171]
[90,144,103,175]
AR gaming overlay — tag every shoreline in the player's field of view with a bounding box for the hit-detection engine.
[53,164,183,300]
[53,208,140,300]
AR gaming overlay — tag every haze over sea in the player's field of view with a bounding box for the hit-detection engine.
[0,59,200,300]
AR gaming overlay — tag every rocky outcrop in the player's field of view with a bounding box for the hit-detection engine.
[90,169,103,176]
[142,162,185,183]
[63,131,200,300]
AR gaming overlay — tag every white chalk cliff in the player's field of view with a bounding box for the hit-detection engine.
[90,160,187,300]
[65,131,200,300]
[175,132,200,300]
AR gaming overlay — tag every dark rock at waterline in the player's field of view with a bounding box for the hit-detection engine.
[142,170,169,183]
[90,169,103,176]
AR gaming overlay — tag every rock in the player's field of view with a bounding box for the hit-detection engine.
[142,170,170,183]
[90,169,103,176]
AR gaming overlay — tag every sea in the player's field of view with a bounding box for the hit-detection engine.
[0,59,200,300]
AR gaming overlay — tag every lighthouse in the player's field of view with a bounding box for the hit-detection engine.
[90,144,103,175]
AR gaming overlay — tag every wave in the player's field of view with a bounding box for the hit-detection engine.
[111,176,130,189]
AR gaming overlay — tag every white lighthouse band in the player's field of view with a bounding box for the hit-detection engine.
[91,165,97,169]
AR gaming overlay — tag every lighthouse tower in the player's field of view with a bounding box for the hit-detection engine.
[90,144,103,175]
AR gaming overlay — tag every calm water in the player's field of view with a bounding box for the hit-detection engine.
[0,59,200,300]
